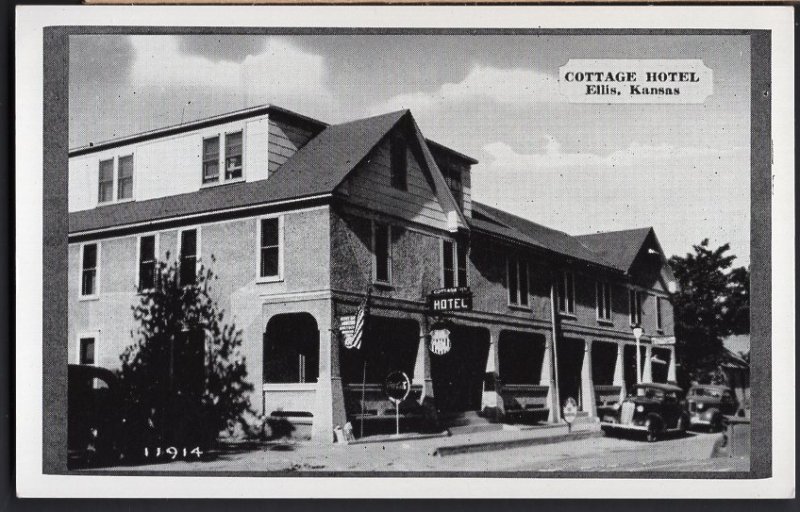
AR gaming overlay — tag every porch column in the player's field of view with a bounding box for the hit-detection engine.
[643,344,653,383]
[311,315,347,443]
[413,319,434,401]
[580,340,597,417]
[481,328,503,420]
[541,330,560,423]
[613,342,626,401]
[413,317,437,425]
[667,346,677,383]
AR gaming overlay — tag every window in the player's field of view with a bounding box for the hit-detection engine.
[629,289,643,326]
[79,337,96,365]
[98,159,114,203]
[655,296,664,331]
[202,136,220,183]
[80,243,98,297]
[117,155,134,200]
[444,166,463,209]
[558,271,575,314]
[179,229,198,285]
[390,134,408,190]
[456,242,468,287]
[372,221,392,284]
[259,217,282,280]
[507,256,529,306]
[442,240,468,288]
[596,281,612,321]
[138,235,157,290]
[225,131,243,180]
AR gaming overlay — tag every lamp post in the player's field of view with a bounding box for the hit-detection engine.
[632,325,644,384]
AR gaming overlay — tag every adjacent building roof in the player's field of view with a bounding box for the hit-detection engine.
[575,227,654,272]
[470,202,616,269]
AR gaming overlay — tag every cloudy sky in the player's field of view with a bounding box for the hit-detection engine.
[69,34,751,265]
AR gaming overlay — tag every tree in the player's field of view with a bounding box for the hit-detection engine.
[668,239,750,386]
[118,257,253,450]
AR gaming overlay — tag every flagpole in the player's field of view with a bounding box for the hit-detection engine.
[360,359,367,438]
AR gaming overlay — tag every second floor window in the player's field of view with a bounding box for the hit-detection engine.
[629,289,643,326]
[138,235,157,290]
[656,296,664,331]
[259,217,282,280]
[558,271,575,314]
[179,229,198,285]
[372,221,392,284]
[442,240,468,288]
[596,281,612,321]
[507,256,529,306]
[225,131,243,180]
[117,155,133,200]
[98,159,114,203]
[202,136,220,183]
[390,134,408,191]
[80,243,98,297]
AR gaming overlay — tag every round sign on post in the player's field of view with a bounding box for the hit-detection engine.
[383,371,411,437]
[562,397,578,432]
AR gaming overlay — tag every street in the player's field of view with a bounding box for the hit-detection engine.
[89,430,747,474]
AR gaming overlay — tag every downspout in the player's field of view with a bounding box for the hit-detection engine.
[549,278,562,422]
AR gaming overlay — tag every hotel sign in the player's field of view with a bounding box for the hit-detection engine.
[427,287,473,312]
[651,336,677,346]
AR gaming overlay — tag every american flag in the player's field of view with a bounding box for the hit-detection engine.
[347,288,371,350]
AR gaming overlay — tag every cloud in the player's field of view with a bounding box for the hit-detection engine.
[474,137,750,264]
[482,137,746,171]
[374,65,560,114]
[127,35,335,117]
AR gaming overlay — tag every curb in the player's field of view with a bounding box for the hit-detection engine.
[433,429,602,457]
[348,431,450,445]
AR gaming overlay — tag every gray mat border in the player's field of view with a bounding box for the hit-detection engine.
[42,26,772,479]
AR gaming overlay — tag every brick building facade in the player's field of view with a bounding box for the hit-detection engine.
[68,105,678,442]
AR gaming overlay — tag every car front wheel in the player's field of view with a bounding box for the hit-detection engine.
[645,418,661,442]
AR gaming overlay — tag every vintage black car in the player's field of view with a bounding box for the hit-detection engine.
[600,383,689,442]
[686,384,738,432]
[68,364,124,467]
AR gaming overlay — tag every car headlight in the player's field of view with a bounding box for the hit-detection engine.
[696,403,704,411]
[613,403,621,410]
[636,405,644,413]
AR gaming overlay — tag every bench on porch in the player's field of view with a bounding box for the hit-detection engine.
[499,384,550,422]
[344,383,424,419]
[594,385,622,418]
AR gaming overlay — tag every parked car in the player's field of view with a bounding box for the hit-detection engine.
[686,384,738,432]
[600,383,689,442]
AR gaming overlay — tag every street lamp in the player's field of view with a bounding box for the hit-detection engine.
[632,325,644,384]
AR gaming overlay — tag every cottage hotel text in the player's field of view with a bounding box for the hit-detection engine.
[559,59,713,103]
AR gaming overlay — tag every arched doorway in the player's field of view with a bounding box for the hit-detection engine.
[263,313,319,384]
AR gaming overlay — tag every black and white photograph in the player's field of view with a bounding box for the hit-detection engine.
[15,4,794,499]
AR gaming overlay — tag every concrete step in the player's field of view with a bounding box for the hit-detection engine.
[441,411,503,435]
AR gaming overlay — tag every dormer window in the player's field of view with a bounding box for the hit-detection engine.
[202,136,220,184]
[117,155,133,200]
[203,130,244,184]
[98,159,114,203]
[225,131,243,180]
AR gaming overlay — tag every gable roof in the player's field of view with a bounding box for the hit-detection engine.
[469,202,615,269]
[70,109,470,235]
[575,227,654,272]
